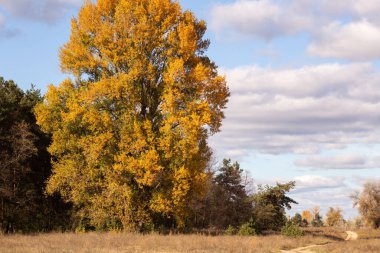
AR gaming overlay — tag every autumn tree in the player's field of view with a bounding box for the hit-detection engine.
[35,0,229,231]
[301,210,312,226]
[325,207,344,227]
[352,181,380,228]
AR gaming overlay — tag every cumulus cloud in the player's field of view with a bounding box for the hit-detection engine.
[210,0,380,60]
[0,0,82,23]
[293,175,345,193]
[210,0,315,40]
[211,0,380,39]
[308,20,380,61]
[210,63,380,155]
[295,154,380,170]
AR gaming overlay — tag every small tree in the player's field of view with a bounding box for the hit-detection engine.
[291,213,302,226]
[301,210,312,226]
[251,181,297,232]
[311,213,324,227]
[352,181,380,228]
[325,207,343,227]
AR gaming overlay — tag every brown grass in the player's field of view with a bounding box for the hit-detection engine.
[315,239,380,253]
[0,232,332,253]
[314,229,380,253]
[2,228,378,253]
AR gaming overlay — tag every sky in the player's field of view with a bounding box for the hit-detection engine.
[1,0,380,219]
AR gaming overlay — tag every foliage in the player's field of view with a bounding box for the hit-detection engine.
[0,77,70,233]
[238,222,256,236]
[311,213,324,227]
[325,207,343,227]
[352,181,380,228]
[301,210,312,225]
[224,225,237,235]
[290,213,303,226]
[35,0,229,231]
[281,222,304,237]
[251,181,297,232]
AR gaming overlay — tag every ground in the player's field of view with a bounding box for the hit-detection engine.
[0,228,378,253]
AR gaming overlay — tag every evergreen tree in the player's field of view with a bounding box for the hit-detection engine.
[0,77,70,233]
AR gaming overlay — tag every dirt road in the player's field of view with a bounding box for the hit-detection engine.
[280,244,321,253]
[280,231,359,253]
[345,231,358,241]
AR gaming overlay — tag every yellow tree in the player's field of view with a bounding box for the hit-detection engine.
[325,207,343,227]
[35,0,229,230]
[301,210,312,225]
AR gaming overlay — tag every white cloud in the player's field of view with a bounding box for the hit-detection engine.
[210,63,380,155]
[211,0,315,40]
[293,175,345,192]
[0,0,82,23]
[308,20,380,61]
[295,154,380,170]
[210,0,380,61]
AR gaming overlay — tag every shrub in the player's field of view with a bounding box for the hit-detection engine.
[238,223,256,236]
[281,222,304,237]
[224,225,237,235]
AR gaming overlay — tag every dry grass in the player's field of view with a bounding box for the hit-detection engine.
[2,228,378,253]
[315,239,380,253]
[0,232,332,253]
[314,229,380,253]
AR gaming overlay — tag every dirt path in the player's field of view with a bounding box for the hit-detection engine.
[345,231,358,241]
[280,231,359,253]
[280,244,321,253]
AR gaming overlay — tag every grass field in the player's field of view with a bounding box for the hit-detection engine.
[0,228,378,253]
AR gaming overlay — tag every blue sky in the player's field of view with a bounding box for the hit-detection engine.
[1,0,380,219]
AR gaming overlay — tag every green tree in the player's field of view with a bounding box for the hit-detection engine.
[208,159,252,229]
[290,213,302,226]
[35,0,229,231]
[251,181,297,232]
[0,77,70,233]
[311,213,323,227]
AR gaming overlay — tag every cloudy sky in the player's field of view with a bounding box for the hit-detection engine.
[1,0,380,219]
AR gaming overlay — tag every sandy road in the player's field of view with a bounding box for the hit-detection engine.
[280,244,321,253]
[280,231,359,253]
[345,231,358,241]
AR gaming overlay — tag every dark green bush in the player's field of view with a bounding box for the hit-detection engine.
[224,225,237,235]
[281,222,304,237]
[238,222,256,236]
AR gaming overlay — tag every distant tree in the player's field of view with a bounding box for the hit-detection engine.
[352,181,380,228]
[325,207,343,227]
[311,206,321,218]
[301,210,312,226]
[291,213,303,226]
[251,181,297,232]
[311,213,324,227]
